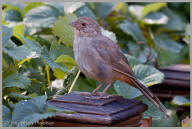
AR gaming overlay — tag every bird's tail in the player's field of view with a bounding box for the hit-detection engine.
[126,77,169,118]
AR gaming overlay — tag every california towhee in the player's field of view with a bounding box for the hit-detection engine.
[69,16,168,117]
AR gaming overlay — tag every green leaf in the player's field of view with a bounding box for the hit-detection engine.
[3,64,18,80]
[2,25,12,46]
[143,12,169,25]
[46,2,64,15]
[72,76,96,92]
[45,79,67,98]
[3,73,31,89]
[3,8,23,23]
[137,96,165,120]
[114,64,164,99]
[24,2,44,14]
[114,81,142,99]
[154,34,183,53]
[163,8,184,31]
[124,54,141,68]
[24,5,60,28]
[53,14,77,47]
[42,46,68,72]
[49,41,73,60]
[171,96,190,106]
[8,92,32,100]
[12,23,24,42]
[157,45,189,67]
[2,105,12,127]
[92,3,115,18]
[11,96,56,127]
[128,5,144,19]
[55,54,77,68]
[3,40,31,61]
[20,36,42,56]
[75,5,96,20]
[101,27,117,42]
[152,109,179,126]
[53,55,77,79]
[119,20,146,43]
[141,3,167,18]
[133,64,164,87]
[42,46,59,69]
[63,2,85,14]
[9,98,54,128]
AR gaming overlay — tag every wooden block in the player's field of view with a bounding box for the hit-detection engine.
[46,91,148,126]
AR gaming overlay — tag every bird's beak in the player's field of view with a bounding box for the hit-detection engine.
[69,21,77,28]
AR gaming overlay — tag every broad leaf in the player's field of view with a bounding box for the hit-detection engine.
[114,64,164,98]
[152,110,179,126]
[13,24,24,42]
[55,54,77,68]
[157,45,189,67]
[163,8,184,31]
[12,96,55,127]
[141,3,167,18]
[3,63,18,79]
[143,12,169,25]
[75,5,96,20]
[53,55,77,79]
[137,96,166,120]
[171,96,190,106]
[24,5,60,28]
[119,20,146,43]
[2,105,12,127]
[53,14,77,47]
[3,40,31,61]
[154,34,183,53]
[24,2,44,14]
[101,27,117,42]
[114,81,142,99]
[3,73,31,89]
[64,2,85,14]
[8,92,32,100]
[91,3,115,18]
[3,8,23,23]
[45,2,64,15]
[20,36,42,56]
[124,54,141,68]
[42,46,60,69]
[128,5,144,19]
[2,25,12,46]
[49,41,73,60]
[42,46,68,72]
[133,64,164,87]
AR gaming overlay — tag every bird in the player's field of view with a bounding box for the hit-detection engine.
[69,16,169,118]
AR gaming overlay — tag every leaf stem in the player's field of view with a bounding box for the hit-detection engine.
[68,69,80,93]
[45,64,51,89]
[17,57,31,66]
[40,119,44,127]
[58,38,62,44]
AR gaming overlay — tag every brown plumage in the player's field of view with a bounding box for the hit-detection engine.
[69,16,169,118]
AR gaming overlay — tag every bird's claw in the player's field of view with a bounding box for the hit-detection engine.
[82,92,112,99]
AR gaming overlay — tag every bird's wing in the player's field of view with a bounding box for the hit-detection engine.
[91,36,135,77]
[91,36,169,118]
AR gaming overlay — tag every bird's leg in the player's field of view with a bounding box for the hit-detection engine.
[99,82,113,98]
[91,83,104,96]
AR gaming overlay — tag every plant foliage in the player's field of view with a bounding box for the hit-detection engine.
[2,2,189,127]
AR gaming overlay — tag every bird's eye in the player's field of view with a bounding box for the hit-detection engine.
[81,23,86,26]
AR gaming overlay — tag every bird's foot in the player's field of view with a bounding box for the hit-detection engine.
[81,92,112,99]
[98,93,112,99]
[91,91,101,96]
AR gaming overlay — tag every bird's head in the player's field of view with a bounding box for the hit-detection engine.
[69,16,101,37]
